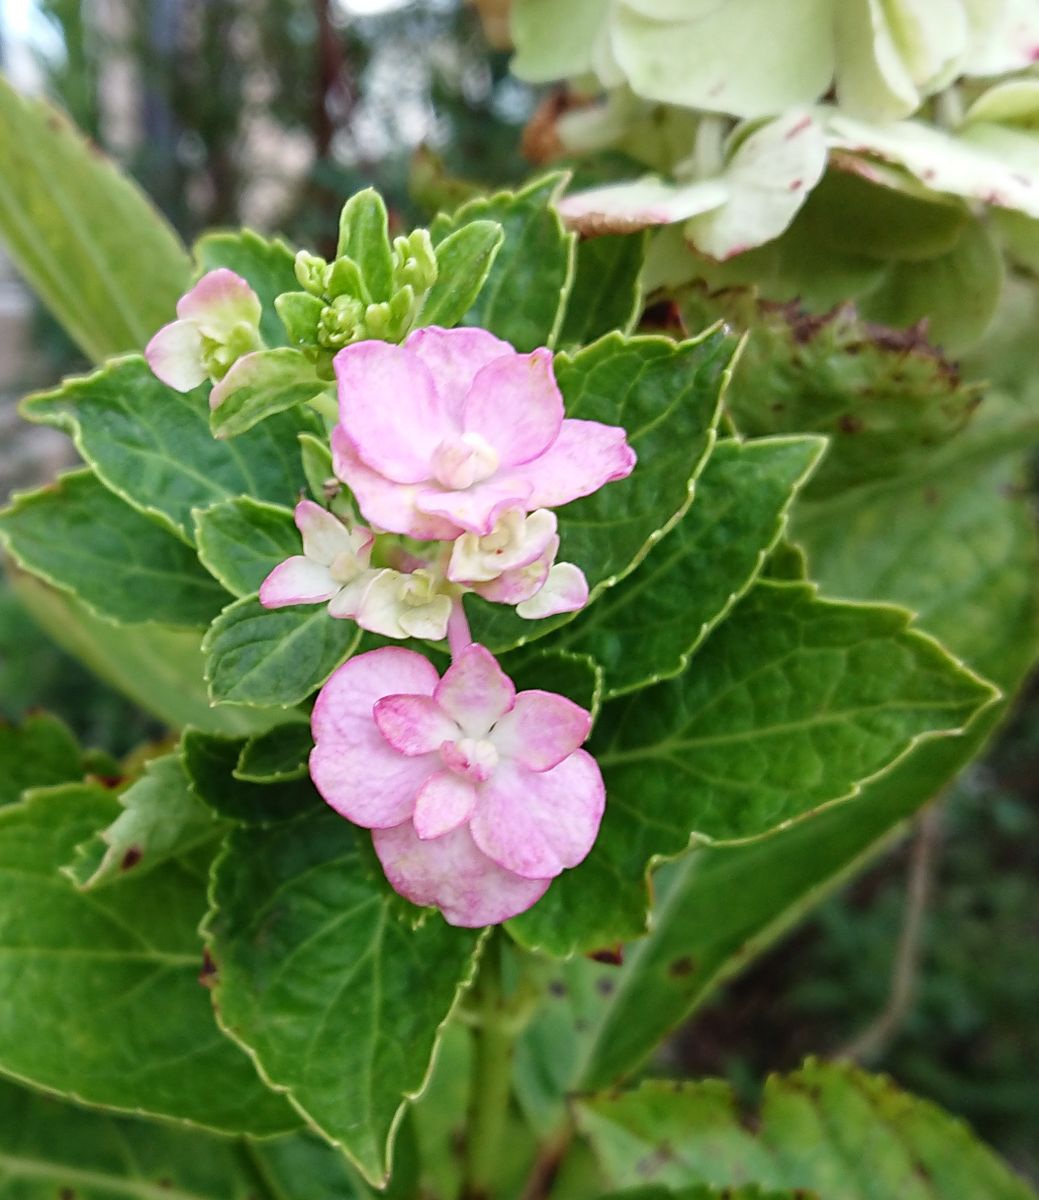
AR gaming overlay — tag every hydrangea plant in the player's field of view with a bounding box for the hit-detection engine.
[0,56,1037,1200]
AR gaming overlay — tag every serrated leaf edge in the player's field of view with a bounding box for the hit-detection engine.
[191,497,296,599]
[201,593,362,710]
[0,467,216,632]
[589,433,829,700]
[198,821,488,1184]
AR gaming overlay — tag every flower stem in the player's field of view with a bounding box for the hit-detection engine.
[448,597,473,659]
[460,932,515,1200]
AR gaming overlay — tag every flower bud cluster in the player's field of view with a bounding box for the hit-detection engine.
[276,226,440,368]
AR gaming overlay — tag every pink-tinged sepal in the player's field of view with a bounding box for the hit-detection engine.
[145,269,264,393]
[145,320,206,392]
[516,562,590,619]
[412,772,478,840]
[372,822,551,928]
[374,694,458,756]
[517,419,637,509]
[493,691,593,771]
[434,644,515,736]
[469,751,605,879]
[259,556,341,607]
[447,509,557,585]
[258,499,375,617]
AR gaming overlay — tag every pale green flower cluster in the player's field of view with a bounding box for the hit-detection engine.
[508,0,1039,350]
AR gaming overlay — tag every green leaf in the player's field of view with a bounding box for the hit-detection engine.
[683,295,984,498]
[420,219,505,328]
[236,720,313,782]
[0,1076,304,1200]
[250,1129,369,1199]
[8,569,278,736]
[577,1064,1037,1198]
[505,648,604,722]
[553,437,825,698]
[577,705,1001,1090]
[557,232,647,349]
[804,164,969,262]
[194,497,299,597]
[858,217,1005,353]
[204,808,483,1184]
[196,228,299,347]
[0,713,83,808]
[300,431,337,501]
[210,348,328,439]
[574,425,1039,1087]
[22,356,319,544]
[509,580,997,954]
[0,77,191,362]
[183,729,321,823]
[602,1188,796,1200]
[338,189,394,302]
[0,783,298,1135]
[432,174,576,351]
[0,470,228,629]
[64,753,221,890]
[794,429,1039,692]
[469,328,736,653]
[204,595,361,708]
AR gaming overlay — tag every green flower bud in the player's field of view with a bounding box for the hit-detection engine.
[294,250,330,297]
[326,255,368,301]
[391,229,438,294]
[362,300,393,340]
[318,294,366,349]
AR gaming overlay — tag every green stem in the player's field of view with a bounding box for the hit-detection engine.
[460,933,515,1200]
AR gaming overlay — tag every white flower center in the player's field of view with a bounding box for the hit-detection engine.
[441,736,499,783]
[431,432,499,490]
[328,550,365,584]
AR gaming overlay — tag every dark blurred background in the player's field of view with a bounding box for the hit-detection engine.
[0,1,1035,1183]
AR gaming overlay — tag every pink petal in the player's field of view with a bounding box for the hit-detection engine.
[416,476,533,536]
[404,326,513,418]
[177,269,262,340]
[310,647,440,828]
[372,821,550,927]
[145,320,206,392]
[412,771,478,840]
[259,556,338,608]
[334,341,453,484]
[516,563,589,619]
[462,348,562,468]
[469,751,605,879]
[374,694,459,756]
[447,509,558,585]
[434,644,516,737]
[511,419,636,509]
[333,427,463,540]
[326,572,377,620]
[492,691,592,772]
[295,498,371,567]
[472,536,556,605]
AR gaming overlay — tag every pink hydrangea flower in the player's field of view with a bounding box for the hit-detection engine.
[330,326,636,540]
[146,269,263,393]
[259,500,453,640]
[446,506,589,617]
[310,643,605,927]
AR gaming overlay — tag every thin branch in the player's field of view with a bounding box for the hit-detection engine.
[834,800,943,1064]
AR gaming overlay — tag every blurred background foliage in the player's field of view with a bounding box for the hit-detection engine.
[0,0,1035,1184]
